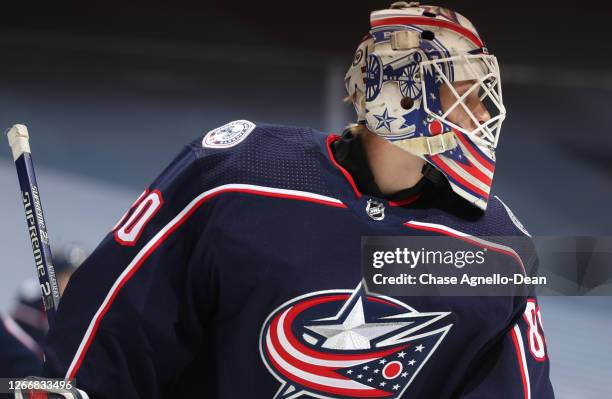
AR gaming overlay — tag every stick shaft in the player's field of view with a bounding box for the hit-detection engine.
[7,124,60,325]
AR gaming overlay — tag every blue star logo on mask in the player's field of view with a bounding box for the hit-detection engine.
[400,113,415,130]
[374,108,397,132]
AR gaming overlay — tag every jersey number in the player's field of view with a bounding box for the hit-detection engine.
[113,189,164,246]
[523,299,546,361]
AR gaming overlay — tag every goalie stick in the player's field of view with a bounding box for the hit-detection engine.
[6,124,61,327]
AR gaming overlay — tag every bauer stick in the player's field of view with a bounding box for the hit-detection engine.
[6,124,60,326]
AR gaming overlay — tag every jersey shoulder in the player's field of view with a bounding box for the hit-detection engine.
[116,121,333,248]
[421,195,532,238]
[181,120,333,197]
[414,195,536,264]
[489,196,531,237]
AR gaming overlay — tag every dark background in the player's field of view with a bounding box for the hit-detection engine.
[2,1,610,65]
[0,1,611,397]
[2,1,612,71]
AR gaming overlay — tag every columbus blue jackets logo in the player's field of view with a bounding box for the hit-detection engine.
[260,283,453,398]
[202,120,256,148]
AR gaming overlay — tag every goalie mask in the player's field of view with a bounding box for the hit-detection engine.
[345,2,506,210]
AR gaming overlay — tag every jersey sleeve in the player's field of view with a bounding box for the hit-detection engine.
[458,297,554,399]
[43,142,215,398]
[460,199,554,398]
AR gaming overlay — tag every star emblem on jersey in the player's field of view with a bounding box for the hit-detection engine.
[366,199,385,221]
[260,283,453,399]
[373,108,397,132]
[202,120,256,148]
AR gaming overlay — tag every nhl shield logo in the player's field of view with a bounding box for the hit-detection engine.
[259,283,453,399]
[366,199,385,221]
[202,120,256,149]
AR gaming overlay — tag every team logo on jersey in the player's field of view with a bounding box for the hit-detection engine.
[366,199,385,221]
[202,120,256,148]
[260,283,453,399]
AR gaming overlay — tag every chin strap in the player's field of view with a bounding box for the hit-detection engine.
[390,131,457,156]
[421,162,448,188]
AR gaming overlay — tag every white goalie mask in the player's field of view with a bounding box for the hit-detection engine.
[345,2,506,210]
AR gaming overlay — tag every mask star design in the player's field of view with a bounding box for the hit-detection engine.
[400,113,415,130]
[373,108,397,131]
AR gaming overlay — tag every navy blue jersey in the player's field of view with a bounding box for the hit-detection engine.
[0,314,42,378]
[44,121,553,398]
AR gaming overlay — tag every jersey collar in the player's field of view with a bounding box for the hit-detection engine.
[326,130,424,207]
